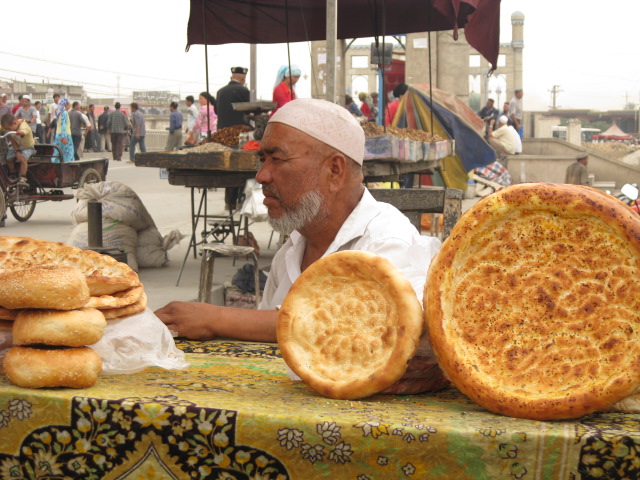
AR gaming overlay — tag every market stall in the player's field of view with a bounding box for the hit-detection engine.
[1,339,638,479]
[134,138,454,283]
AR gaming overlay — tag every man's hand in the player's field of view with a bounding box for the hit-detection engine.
[155,301,219,340]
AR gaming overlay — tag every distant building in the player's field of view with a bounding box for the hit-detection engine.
[311,11,525,114]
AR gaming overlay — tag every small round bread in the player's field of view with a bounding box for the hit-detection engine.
[4,346,102,389]
[0,266,90,310]
[425,183,640,420]
[13,308,106,347]
[278,250,423,400]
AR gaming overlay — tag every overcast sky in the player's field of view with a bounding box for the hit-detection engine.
[2,0,638,112]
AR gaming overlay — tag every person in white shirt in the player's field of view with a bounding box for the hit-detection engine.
[34,101,44,143]
[156,98,441,342]
[184,95,199,146]
[488,115,521,156]
[46,93,60,143]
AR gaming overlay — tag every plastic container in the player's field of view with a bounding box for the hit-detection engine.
[364,135,395,159]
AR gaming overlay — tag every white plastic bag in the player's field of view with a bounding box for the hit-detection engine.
[239,179,269,222]
[91,308,189,374]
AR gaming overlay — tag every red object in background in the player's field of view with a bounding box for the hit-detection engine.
[382,59,406,101]
[242,140,260,151]
[420,174,434,187]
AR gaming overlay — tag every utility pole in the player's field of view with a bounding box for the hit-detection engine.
[549,85,562,109]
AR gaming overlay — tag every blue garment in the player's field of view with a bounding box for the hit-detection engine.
[53,111,75,163]
[130,135,146,161]
[169,110,182,134]
[347,103,363,117]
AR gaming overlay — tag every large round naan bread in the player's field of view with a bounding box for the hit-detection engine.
[278,250,423,400]
[425,183,640,420]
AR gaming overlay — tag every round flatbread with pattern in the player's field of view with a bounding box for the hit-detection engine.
[278,250,423,400]
[425,183,640,420]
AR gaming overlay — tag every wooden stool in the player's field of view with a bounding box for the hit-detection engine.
[198,244,261,306]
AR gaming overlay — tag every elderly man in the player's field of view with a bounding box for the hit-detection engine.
[488,115,521,157]
[156,98,440,342]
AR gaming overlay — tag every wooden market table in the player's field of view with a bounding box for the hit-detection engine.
[1,338,638,479]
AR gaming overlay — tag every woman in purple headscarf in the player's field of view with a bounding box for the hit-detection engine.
[53,98,74,162]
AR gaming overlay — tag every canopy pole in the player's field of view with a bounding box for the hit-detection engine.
[203,0,212,141]
[250,44,257,102]
[326,0,337,103]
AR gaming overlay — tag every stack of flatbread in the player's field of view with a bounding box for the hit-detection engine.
[0,236,147,388]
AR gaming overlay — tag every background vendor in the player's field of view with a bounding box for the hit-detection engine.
[217,66,251,211]
[156,98,441,342]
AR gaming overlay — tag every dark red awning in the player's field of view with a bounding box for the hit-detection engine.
[186,0,500,70]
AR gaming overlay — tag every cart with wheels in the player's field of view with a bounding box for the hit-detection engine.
[0,140,109,223]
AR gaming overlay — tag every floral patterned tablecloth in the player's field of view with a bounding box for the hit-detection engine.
[1,339,639,480]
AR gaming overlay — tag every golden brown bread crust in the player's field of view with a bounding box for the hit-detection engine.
[85,284,144,309]
[278,250,423,400]
[0,236,139,296]
[13,308,106,347]
[0,266,90,310]
[425,183,640,420]
[99,291,147,319]
[0,308,18,321]
[4,346,102,388]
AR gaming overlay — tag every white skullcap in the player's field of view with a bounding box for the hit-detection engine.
[499,115,509,124]
[268,98,365,165]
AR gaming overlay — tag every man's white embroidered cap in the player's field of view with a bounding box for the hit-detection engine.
[268,98,365,165]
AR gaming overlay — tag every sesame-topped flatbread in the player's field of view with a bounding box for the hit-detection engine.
[0,236,139,296]
[277,250,423,400]
[425,183,640,420]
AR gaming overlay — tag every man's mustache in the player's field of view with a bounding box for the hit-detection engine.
[262,184,280,201]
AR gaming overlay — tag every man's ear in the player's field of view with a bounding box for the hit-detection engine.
[324,153,348,193]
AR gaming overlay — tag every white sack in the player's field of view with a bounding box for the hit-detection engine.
[73,181,156,232]
[68,219,139,271]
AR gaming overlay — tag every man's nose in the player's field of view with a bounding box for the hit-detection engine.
[256,159,272,184]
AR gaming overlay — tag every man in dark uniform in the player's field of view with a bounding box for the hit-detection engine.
[216,66,250,130]
[217,66,251,209]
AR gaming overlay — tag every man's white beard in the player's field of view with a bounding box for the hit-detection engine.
[268,190,325,235]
